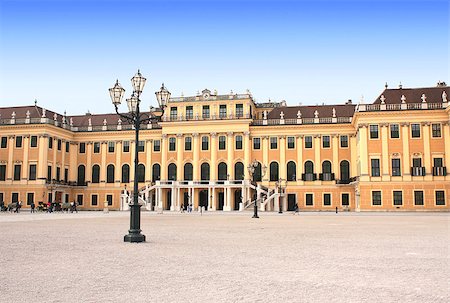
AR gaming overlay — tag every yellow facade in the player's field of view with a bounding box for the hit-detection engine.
[0,86,449,211]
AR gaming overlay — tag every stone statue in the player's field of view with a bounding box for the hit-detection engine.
[42,109,46,118]
[88,118,92,127]
[11,111,16,119]
[70,117,73,126]
[53,113,57,121]
[103,119,107,126]
[263,110,267,120]
[118,118,122,125]
[443,91,448,102]
[26,110,30,119]
[314,110,319,118]
[280,111,284,119]
[401,95,406,103]
[380,95,386,104]
[297,110,302,119]
[421,94,427,103]
[332,108,336,118]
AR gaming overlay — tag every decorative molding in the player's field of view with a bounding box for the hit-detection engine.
[400,122,410,127]
[421,122,430,126]
[243,131,250,136]
[176,133,183,138]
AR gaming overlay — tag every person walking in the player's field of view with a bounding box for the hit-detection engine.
[30,201,35,213]
[293,203,299,215]
[73,200,78,213]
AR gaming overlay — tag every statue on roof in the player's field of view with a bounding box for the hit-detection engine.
[42,109,46,118]
[88,118,92,127]
[380,95,386,104]
[26,110,30,119]
[263,110,267,120]
[103,119,107,126]
[442,90,448,102]
[280,111,284,120]
[332,108,336,118]
[70,117,73,126]
[53,113,57,121]
[11,111,16,119]
[314,110,319,118]
[421,94,427,103]
[297,110,301,119]
[401,95,406,103]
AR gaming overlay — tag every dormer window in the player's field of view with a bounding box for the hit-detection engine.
[219,105,227,118]
[170,107,177,120]
[202,105,210,119]
[236,104,243,118]
[186,106,193,120]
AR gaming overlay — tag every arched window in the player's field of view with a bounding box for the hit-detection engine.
[304,161,314,174]
[137,164,145,183]
[252,162,262,182]
[92,165,100,183]
[77,165,85,185]
[218,162,227,180]
[121,164,130,183]
[168,163,177,181]
[270,162,279,181]
[234,162,244,180]
[184,163,193,181]
[107,164,115,183]
[201,163,210,181]
[152,164,160,182]
[287,161,296,181]
[340,160,350,181]
[322,161,332,173]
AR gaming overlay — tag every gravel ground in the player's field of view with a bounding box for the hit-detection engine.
[0,211,448,303]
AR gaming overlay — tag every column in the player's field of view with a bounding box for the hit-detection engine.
[100,141,107,183]
[262,136,269,181]
[193,133,199,180]
[280,136,286,179]
[211,188,216,210]
[243,131,250,179]
[332,134,339,179]
[176,134,183,181]
[350,134,357,178]
[69,142,77,181]
[422,122,431,180]
[358,125,369,181]
[61,140,66,181]
[161,134,167,180]
[297,135,303,181]
[115,141,122,184]
[227,132,233,179]
[22,135,30,180]
[86,142,92,182]
[314,135,321,178]
[211,132,217,180]
[145,139,152,182]
[37,135,47,179]
[401,123,411,181]
[208,187,211,209]
[380,124,389,181]
[444,122,450,180]
[52,138,57,179]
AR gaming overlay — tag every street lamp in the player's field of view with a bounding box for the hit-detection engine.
[247,159,267,218]
[275,178,286,214]
[109,70,170,243]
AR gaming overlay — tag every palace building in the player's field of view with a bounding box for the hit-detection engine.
[0,83,449,211]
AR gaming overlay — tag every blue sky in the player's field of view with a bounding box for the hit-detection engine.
[0,0,448,114]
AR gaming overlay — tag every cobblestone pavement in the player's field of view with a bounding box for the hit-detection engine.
[0,211,448,303]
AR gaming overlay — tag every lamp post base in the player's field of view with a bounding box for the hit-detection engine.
[124,232,146,243]
[252,214,259,218]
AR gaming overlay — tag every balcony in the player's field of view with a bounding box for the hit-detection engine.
[411,167,426,176]
[335,177,358,185]
[319,173,335,181]
[301,173,317,181]
[433,167,447,176]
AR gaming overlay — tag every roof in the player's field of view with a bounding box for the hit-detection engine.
[267,104,356,119]
[373,86,449,104]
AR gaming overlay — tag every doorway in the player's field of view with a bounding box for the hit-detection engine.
[166,190,172,210]
[234,190,242,210]
[199,190,208,211]
[217,192,224,210]
[287,194,296,211]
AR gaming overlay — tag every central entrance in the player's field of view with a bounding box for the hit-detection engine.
[199,190,208,211]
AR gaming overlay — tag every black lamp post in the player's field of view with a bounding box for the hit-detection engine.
[109,70,170,243]
[247,159,267,219]
[276,178,286,214]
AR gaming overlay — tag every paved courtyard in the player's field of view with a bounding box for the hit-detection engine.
[0,211,448,303]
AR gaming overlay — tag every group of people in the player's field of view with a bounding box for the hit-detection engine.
[0,200,22,213]
[0,200,78,213]
[180,203,193,213]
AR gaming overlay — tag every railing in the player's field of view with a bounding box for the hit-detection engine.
[319,173,335,181]
[168,94,251,103]
[251,116,352,126]
[301,173,317,181]
[162,113,251,122]
[411,167,426,176]
[433,167,447,176]
[335,176,358,185]
[358,102,445,112]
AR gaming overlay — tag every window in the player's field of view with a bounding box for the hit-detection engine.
[30,136,38,147]
[202,105,210,118]
[372,191,382,206]
[56,167,61,181]
[435,191,445,206]
[169,137,176,151]
[392,158,401,176]
[57,139,62,151]
[369,125,379,139]
[79,142,86,153]
[305,136,312,148]
[414,191,424,206]
[66,142,69,152]
[48,137,52,149]
[340,160,350,181]
[170,107,177,120]
[184,163,193,181]
[390,124,400,138]
[29,165,37,180]
[287,137,295,149]
[168,163,177,181]
[201,136,209,150]
[305,194,313,206]
[93,142,100,153]
[219,105,227,118]
[1,136,7,148]
[218,162,227,180]
[322,136,330,148]
[341,193,349,206]
[252,162,262,182]
[47,165,52,181]
[64,168,68,182]
[270,137,277,149]
[153,140,160,152]
[27,192,34,206]
[185,106,193,119]
[235,135,243,150]
[371,159,380,177]
[77,165,85,185]
[123,141,130,152]
[340,135,348,148]
[432,124,441,138]
[201,163,210,181]
[236,104,243,117]
[92,165,100,183]
[411,123,420,138]
[218,136,226,150]
[152,164,160,182]
[12,192,19,203]
[234,162,244,180]
[269,162,279,181]
[413,158,422,168]
[77,194,83,206]
[0,165,6,181]
[122,164,130,183]
[393,191,403,206]
[185,137,192,151]
[287,161,296,181]
[107,164,115,183]
[108,142,115,153]
[138,140,144,152]
[14,164,21,181]
[91,194,98,206]
[16,136,23,148]
[107,194,113,206]
[137,164,145,182]
[323,193,331,206]
[253,138,261,150]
